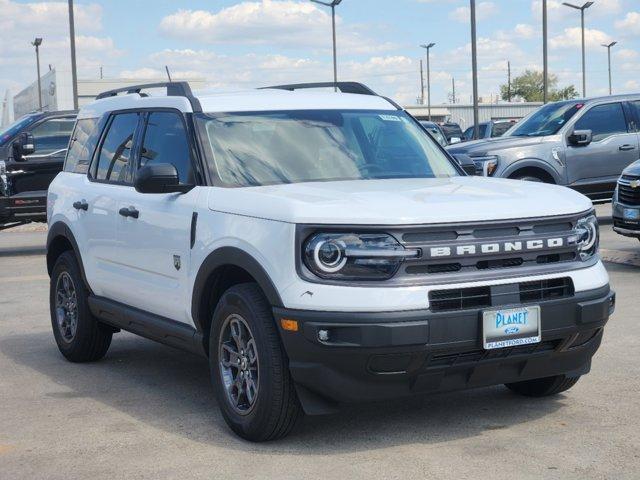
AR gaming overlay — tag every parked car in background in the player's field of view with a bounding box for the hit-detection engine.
[612,160,640,241]
[446,95,640,202]
[462,120,516,142]
[0,110,77,229]
[419,120,448,147]
[439,122,463,144]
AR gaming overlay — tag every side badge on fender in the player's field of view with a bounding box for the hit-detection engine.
[173,255,181,271]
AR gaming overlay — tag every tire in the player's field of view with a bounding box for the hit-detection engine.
[209,283,301,441]
[50,251,112,362]
[513,174,544,183]
[505,374,581,397]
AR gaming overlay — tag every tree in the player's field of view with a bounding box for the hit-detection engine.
[500,70,578,102]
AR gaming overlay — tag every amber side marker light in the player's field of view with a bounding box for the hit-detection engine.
[280,319,299,332]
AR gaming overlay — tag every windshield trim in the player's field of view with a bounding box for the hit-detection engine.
[195,109,464,188]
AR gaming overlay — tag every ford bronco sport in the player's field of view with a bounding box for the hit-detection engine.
[46,82,614,441]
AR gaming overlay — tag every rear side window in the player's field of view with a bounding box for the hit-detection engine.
[574,103,628,142]
[94,113,139,184]
[140,112,194,184]
[65,118,100,174]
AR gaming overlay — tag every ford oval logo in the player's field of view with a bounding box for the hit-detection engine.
[505,327,520,334]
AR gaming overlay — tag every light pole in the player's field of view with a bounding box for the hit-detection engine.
[68,0,79,110]
[31,38,43,111]
[602,41,617,95]
[311,0,343,92]
[470,0,479,139]
[543,0,548,103]
[562,2,594,98]
[420,43,436,120]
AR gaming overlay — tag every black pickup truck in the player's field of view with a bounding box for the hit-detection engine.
[0,111,76,230]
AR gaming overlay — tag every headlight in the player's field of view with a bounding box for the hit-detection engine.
[303,233,419,280]
[575,214,599,260]
[472,155,499,176]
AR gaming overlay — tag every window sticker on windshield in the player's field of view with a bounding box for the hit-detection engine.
[379,114,402,122]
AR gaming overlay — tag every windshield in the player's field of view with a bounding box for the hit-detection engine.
[198,110,459,187]
[0,114,42,146]
[507,101,583,137]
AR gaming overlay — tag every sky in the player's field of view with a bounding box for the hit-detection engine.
[1,0,640,109]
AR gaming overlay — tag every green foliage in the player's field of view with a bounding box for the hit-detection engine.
[500,70,579,102]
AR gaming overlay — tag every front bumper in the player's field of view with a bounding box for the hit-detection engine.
[612,198,640,238]
[0,191,47,223]
[275,285,614,414]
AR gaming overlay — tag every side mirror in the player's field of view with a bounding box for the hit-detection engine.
[568,129,592,146]
[453,154,478,176]
[449,136,462,144]
[134,163,194,194]
[12,132,35,161]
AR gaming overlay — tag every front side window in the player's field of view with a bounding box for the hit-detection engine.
[29,117,76,155]
[94,113,139,183]
[198,110,459,187]
[573,103,628,142]
[65,118,100,174]
[140,112,193,184]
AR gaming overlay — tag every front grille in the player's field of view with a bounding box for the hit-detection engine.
[429,277,574,312]
[618,176,640,206]
[519,278,574,303]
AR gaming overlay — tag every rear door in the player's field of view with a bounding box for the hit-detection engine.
[564,102,637,198]
[9,115,76,196]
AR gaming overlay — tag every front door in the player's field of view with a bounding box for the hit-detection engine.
[564,102,638,199]
[113,110,200,325]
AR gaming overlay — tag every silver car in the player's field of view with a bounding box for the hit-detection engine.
[613,160,640,241]
[447,94,640,202]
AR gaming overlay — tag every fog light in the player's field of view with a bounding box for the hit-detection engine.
[318,329,330,342]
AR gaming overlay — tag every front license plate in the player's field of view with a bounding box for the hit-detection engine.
[623,208,640,221]
[482,306,541,350]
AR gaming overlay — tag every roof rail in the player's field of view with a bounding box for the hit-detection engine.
[261,82,378,96]
[95,81,202,112]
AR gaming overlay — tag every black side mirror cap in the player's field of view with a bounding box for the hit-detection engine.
[134,163,194,194]
[452,154,478,176]
[568,129,593,146]
[12,132,35,160]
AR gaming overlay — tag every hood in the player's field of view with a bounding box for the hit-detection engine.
[446,135,544,156]
[623,159,640,176]
[208,177,592,225]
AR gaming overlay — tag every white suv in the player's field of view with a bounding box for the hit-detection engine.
[47,82,614,441]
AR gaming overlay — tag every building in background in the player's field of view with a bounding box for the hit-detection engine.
[405,101,542,128]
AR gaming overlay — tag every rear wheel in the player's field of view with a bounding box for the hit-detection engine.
[210,283,301,441]
[513,174,545,183]
[50,251,112,362]
[505,374,581,397]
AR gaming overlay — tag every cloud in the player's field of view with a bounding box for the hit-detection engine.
[615,12,640,35]
[615,49,638,60]
[549,27,613,50]
[449,1,497,23]
[159,1,395,54]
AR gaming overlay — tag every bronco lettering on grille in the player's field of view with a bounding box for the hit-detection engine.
[426,237,572,259]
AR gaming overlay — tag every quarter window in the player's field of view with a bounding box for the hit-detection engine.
[65,118,100,174]
[574,103,628,142]
[140,112,193,184]
[95,113,139,183]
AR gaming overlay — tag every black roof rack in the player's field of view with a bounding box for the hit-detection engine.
[95,81,202,112]
[261,82,378,96]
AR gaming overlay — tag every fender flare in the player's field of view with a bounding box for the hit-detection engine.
[46,222,90,289]
[191,247,284,331]
[502,159,562,184]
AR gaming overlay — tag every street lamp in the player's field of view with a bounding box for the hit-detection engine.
[562,1,594,98]
[31,38,43,111]
[602,41,617,95]
[420,43,436,121]
[310,0,343,92]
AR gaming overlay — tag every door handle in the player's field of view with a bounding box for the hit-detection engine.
[73,200,88,211]
[619,144,636,151]
[119,206,139,219]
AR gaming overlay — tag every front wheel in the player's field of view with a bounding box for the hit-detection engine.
[505,374,581,397]
[513,174,544,183]
[210,283,301,441]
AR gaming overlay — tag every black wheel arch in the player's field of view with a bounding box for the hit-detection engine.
[47,222,90,290]
[191,247,284,337]
[503,159,561,184]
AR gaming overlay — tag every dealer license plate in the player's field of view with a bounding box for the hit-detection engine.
[482,306,541,350]
[623,208,640,222]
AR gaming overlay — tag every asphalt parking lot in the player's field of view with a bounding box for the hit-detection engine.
[0,212,638,480]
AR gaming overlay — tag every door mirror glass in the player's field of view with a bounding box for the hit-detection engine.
[135,163,194,194]
[12,132,35,160]
[568,129,593,146]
